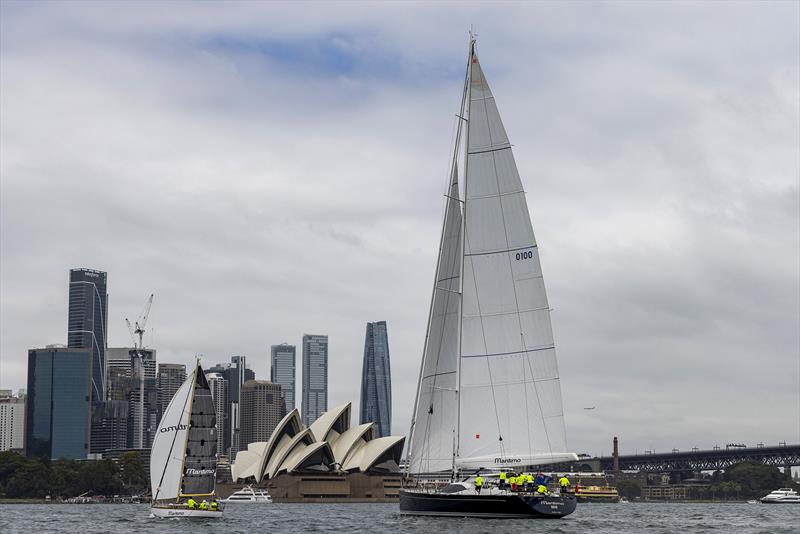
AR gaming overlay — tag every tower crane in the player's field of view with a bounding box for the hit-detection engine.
[126,293,154,350]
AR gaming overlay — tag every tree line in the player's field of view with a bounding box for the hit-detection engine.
[615,462,798,500]
[0,451,148,499]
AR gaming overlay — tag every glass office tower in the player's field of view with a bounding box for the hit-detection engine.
[359,321,392,437]
[270,343,296,412]
[301,334,328,427]
[25,346,92,459]
[67,268,108,404]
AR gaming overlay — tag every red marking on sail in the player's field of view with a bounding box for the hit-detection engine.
[475,434,480,439]
[472,57,477,63]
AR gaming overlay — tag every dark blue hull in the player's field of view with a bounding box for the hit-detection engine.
[399,490,577,518]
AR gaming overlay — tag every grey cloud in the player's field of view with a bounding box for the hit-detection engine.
[1,1,797,457]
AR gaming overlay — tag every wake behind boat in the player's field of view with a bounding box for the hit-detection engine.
[399,36,577,519]
[150,361,223,518]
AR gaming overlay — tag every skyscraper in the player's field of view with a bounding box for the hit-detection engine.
[205,372,228,458]
[157,363,186,416]
[67,268,108,404]
[302,334,328,427]
[25,346,92,459]
[359,321,392,437]
[239,380,284,450]
[106,347,158,450]
[270,343,296,412]
[206,356,254,457]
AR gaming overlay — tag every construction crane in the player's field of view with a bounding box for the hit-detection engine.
[126,293,154,349]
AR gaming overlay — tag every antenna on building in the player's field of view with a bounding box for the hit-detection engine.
[125,293,154,350]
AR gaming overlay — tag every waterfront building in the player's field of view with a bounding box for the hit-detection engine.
[231,402,404,483]
[359,321,392,437]
[25,346,92,459]
[67,268,108,404]
[271,343,296,412]
[302,334,328,427]
[157,363,186,416]
[0,393,25,451]
[207,356,255,457]
[206,372,228,458]
[239,380,285,450]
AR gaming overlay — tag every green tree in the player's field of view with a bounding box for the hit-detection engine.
[118,451,147,492]
[79,459,122,496]
[6,460,52,498]
[724,462,786,499]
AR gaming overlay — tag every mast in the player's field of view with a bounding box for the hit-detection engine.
[453,35,476,476]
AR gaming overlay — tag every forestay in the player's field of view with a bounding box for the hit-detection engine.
[150,374,193,501]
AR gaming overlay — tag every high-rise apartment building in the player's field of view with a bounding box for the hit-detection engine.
[359,321,392,437]
[206,372,228,458]
[157,363,186,416]
[302,334,328,427]
[0,393,25,452]
[105,347,158,450]
[207,356,254,457]
[25,346,92,459]
[67,268,108,404]
[270,343,296,412]
[239,380,284,450]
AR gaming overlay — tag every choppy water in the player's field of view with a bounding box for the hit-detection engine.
[0,502,796,533]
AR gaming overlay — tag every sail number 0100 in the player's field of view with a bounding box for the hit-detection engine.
[515,250,533,261]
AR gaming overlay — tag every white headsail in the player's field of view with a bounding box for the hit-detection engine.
[407,41,576,475]
[407,163,463,474]
[150,373,193,501]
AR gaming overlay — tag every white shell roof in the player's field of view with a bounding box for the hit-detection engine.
[331,422,374,465]
[230,401,404,481]
[342,436,405,472]
[308,402,351,442]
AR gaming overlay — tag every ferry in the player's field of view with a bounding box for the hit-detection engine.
[222,485,273,504]
[759,488,800,504]
[574,485,621,503]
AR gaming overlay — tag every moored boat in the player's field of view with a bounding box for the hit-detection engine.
[150,361,223,518]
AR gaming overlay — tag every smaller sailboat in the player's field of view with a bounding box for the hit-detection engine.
[150,361,223,518]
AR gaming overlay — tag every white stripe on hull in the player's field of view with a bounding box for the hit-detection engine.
[150,506,223,518]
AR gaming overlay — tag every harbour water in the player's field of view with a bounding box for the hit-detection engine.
[0,502,796,533]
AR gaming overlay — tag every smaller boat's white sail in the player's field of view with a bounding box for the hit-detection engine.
[150,374,193,501]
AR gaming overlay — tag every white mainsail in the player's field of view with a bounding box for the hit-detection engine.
[150,374,193,501]
[407,41,576,475]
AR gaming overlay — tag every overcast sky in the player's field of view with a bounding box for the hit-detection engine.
[1,1,798,457]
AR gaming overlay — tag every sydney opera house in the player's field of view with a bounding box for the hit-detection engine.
[230,402,405,501]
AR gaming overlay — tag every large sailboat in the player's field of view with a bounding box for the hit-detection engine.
[150,361,223,518]
[399,38,578,518]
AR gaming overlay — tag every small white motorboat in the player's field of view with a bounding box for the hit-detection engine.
[222,485,273,503]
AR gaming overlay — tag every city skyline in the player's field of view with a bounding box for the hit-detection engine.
[1,3,798,458]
